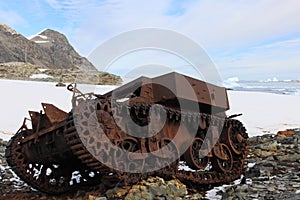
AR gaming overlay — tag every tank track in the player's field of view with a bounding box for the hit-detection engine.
[5,99,248,194]
[5,115,105,194]
[69,99,249,186]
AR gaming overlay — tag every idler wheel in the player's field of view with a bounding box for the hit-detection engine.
[150,138,179,171]
[212,143,233,173]
[184,137,209,170]
[227,124,243,155]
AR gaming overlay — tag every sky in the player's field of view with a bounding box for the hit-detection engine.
[0,0,300,81]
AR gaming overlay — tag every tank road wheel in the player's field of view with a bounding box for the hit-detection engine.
[151,138,179,171]
[212,143,233,173]
[227,124,245,155]
[184,137,209,170]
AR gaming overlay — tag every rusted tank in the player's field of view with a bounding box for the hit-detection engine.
[5,72,248,194]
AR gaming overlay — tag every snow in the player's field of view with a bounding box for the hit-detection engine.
[227,91,300,136]
[0,79,116,138]
[247,162,256,168]
[205,175,245,200]
[30,74,53,79]
[0,79,299,140]
[28,29,47,40]
[178,161,196,172]
[37,35,48,40]
[33,40,50,44]
[39,68,48,72]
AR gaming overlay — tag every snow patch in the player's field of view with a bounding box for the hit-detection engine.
[34,40,50,44]
[39,68,48,72]
[247,162,256,168]
[30,74,53,79]
[205,175,244,200]
[37,35,48,39]
[28,29,47,40]
[178,161,196,172]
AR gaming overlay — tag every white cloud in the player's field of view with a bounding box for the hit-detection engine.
[171,0,300,50]
[58,0,300,56]
[216,37,300,80]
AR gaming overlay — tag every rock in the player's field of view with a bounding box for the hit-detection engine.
[247,165,261,178]
[106,187,128,199]
[184,193,203,200]
[277,185,287,191]
[267,186,276,192]
[148,183,167,196]
[94,197,107,200]
[114,177,188,200]
[275,154,300,162]
[236,184,249,192]
[235,192,247,199]
[249,193,259,198]
[55,82,66,87]
[166,179,188,197]
[277,130,295,137]
[253,149,277,158]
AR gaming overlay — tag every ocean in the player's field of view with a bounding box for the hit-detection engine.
[223,77,300,96]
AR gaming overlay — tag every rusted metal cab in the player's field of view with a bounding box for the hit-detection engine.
[106,72,229,114]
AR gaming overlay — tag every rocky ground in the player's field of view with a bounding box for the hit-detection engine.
[0,62,122,85]
[221,129,300,200]
[0,129,299,199]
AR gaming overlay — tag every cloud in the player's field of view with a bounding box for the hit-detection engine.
[2,0,300,80]
[59,0,299,80]
[55,0,300,58]
[171,0,300,50]
[216,37,300,80]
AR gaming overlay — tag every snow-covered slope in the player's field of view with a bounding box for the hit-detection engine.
[0,79,115,137]
[0,79,299,140]
[227,91,300,136]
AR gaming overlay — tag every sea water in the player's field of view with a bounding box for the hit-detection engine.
[223,78,300,96]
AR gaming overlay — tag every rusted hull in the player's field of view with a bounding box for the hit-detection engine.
[5,72,248,194]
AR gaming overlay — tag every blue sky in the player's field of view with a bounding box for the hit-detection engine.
[0,0,300,81]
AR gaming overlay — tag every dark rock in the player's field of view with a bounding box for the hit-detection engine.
[55,82,66,87]
[246,165,261,178]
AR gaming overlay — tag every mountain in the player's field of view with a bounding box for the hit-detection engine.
[0,22,96,71]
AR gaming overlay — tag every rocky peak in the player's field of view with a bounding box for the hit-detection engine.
[0,22,18,35]
[0,22,96,71]
[30,29,69,47]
